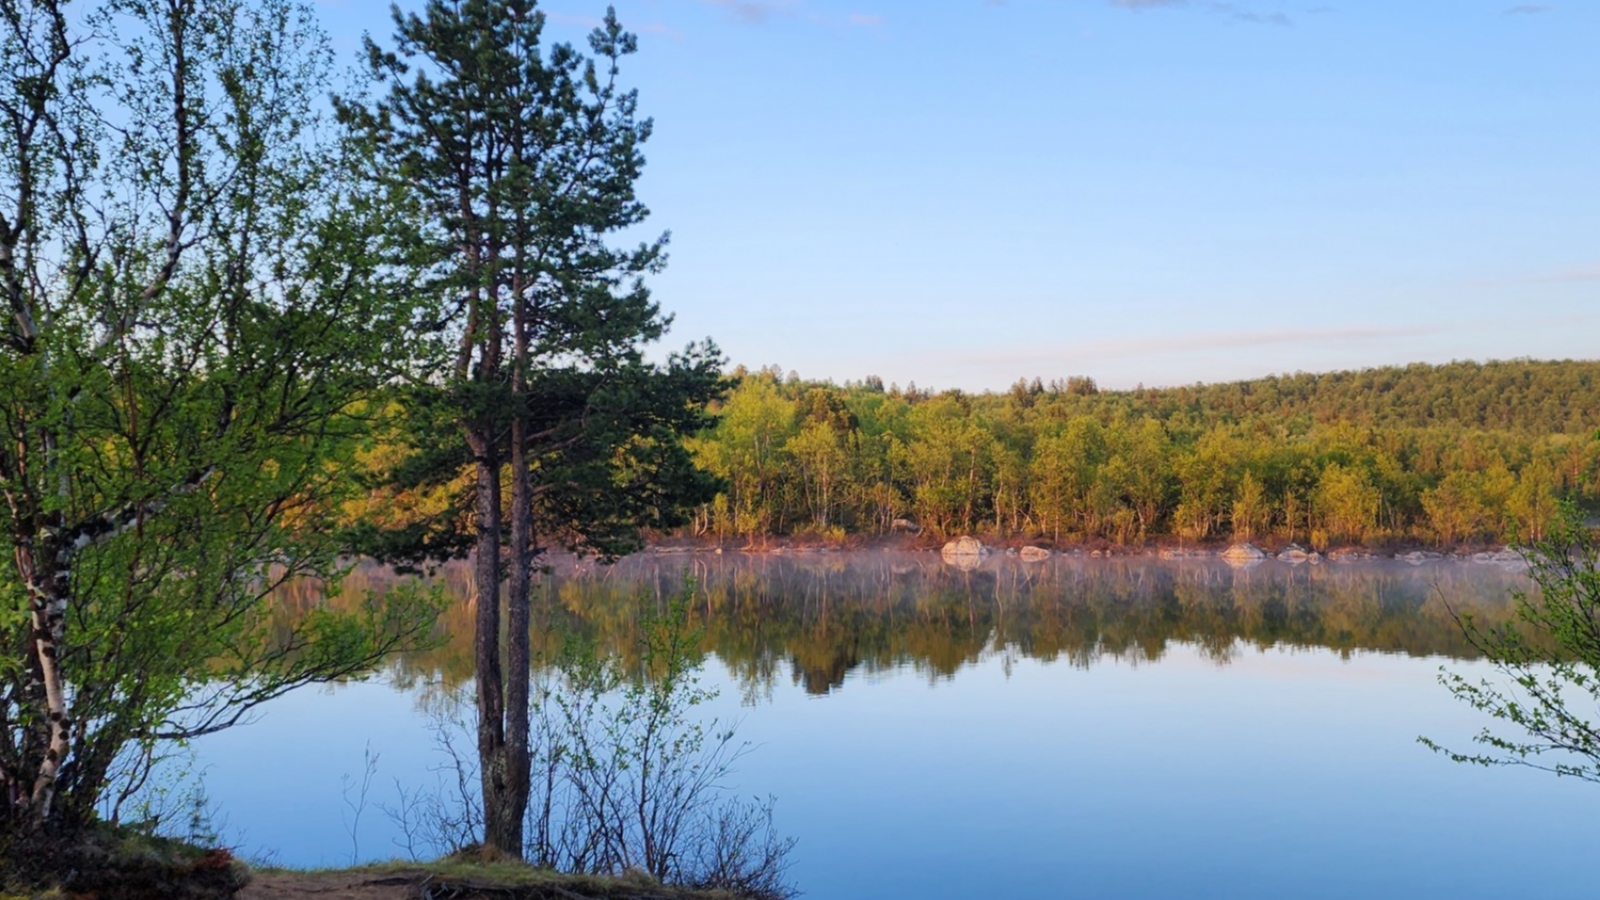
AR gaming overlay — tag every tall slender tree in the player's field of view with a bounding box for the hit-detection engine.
[347,1,721,857]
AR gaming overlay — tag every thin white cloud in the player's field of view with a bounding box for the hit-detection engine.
[1109,0,1293,25]
[1532,265,1600,283]
[953,324,1455,369]
[697,0,797,25]
[1472,264,1600,286]
[639,22,686,40]
[547,11,682,39]
[1214,4,1292,25]
[693,0,878,30]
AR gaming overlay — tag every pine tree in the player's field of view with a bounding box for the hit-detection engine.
[346,0,721,857]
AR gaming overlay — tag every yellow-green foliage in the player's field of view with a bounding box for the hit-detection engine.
[677,360,1600,544]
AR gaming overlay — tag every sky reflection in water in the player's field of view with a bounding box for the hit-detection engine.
[195,554,1598,899]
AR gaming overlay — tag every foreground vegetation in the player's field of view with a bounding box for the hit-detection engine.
[1425,510,1600,782]
[0,837,761,900]
[246,857,774,900]
[0,0,762,894]
[681,360,1600,549]
[0,0,442,849]
[0,823,249,900]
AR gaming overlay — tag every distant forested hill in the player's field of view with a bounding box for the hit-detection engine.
[1136,360,1600,433]
[678,359,1600,549]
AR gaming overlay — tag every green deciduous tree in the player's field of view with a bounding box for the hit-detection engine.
[689,375,797,541]
[0,0,437,838]
[1114,418,1173,540]
[1423,471,1491,546]
[901,395,992,538]
[1423,509,1600,781]
[1508,462,1561,542]
[1231,471,1270,541]
[1173,431,1239,542]
[1030,417,1105,542]
[347,0,721,858]
[1313,462,1380,546]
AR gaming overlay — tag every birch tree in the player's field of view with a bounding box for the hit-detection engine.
[0,0,437,838]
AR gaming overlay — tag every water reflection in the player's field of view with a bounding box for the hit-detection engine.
[277,552,1529,698]
[224,553,1600,900]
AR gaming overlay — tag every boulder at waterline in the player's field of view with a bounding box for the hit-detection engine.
[941,535,987,558]
[941,536,989,569]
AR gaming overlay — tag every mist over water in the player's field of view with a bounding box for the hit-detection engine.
[198,554,1599,899]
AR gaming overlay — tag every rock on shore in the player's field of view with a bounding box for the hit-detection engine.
[941,536,989,570]
[941,535,987,557]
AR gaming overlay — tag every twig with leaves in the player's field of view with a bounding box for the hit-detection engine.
[1422,505,1600,781]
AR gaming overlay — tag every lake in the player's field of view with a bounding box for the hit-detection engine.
[193,551,1600,899]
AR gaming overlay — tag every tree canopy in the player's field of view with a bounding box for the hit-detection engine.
[679,361,1600,547]
[0,0,437,836]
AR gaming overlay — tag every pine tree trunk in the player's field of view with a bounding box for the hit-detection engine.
[496,294,534,860]
[471,442,518,856]
[502,417,532,857]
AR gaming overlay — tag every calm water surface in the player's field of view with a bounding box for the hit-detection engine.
[195,552,1599,899]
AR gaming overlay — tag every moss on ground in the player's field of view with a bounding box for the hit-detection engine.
[255,859,751,900]
[4,830,754,900]
[0,825,250,900]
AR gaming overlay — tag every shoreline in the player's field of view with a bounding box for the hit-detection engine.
[638,532,1528,565]
[239,861,738,900]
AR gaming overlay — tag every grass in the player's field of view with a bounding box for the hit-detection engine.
[0,824,249,900]
[252,857,753,899]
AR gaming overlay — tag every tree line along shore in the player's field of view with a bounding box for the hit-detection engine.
[645,359,1600,552]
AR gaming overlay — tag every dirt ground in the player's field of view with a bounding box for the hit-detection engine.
[236,868,733,900]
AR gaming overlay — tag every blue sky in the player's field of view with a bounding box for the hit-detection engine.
[319,0,1597,390]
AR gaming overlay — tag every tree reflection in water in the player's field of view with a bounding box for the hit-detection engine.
[273,553,1528,700]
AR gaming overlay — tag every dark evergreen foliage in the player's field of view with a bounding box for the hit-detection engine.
[346,0,725,858]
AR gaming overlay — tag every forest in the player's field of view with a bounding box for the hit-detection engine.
[678,359,1600,549]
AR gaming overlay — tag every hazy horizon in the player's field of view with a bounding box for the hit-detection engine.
[720,353,1598,393]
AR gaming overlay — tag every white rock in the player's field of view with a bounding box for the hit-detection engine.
[941,536,988,569]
